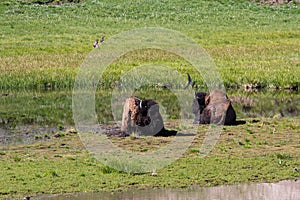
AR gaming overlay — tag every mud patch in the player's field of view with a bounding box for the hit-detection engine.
[0,126,77,146]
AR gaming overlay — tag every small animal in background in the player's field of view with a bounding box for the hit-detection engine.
[100,36,105,44]
[93,36,105,48]
[93,39,99,48]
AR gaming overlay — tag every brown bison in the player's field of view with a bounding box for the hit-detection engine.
[121,96,176,137]
[193,90,237,125]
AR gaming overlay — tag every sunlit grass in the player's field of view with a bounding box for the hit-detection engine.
[0,0,299,89]
[0,117,299,198]
[0,1,299,197]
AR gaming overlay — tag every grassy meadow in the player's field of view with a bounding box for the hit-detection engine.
[0,0,299,89]
[0,0,300,198]
[0,118,300,198]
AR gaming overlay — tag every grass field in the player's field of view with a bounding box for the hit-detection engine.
[0,117,299,198]
[0,0,299,90]
[0,0,300,198]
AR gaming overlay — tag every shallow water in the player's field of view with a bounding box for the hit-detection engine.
[37,180,300,200]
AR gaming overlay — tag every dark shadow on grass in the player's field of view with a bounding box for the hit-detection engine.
[234,120,247,125]
[154,128,177,137]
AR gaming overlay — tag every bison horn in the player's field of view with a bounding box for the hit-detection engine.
[139,100,143,109]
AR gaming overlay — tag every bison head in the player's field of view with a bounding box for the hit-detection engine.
[192,92,207,123]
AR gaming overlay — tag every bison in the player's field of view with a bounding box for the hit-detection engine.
[192,91,208,123]
[121,96,176,137]
[193,90,237,125]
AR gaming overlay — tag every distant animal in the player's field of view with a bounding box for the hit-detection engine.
[93,39,99,48]
[193,90,237,125]
[1,93,9,96]
[93,36,104,48]
[100,36,105,44]
[121,96,176,137]
[184,73,195,89]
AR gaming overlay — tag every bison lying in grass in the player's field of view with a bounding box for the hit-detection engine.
[193,90,237,125]
[121,96,176,137]
[121,90,237,137]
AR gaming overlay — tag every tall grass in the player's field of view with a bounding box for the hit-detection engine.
[0,0,299,89]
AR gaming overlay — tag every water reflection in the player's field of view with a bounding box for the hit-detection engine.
[228,90,300,119]
[39,180,299,200]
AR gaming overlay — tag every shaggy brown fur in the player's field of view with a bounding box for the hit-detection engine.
[121,97,140,135]
[194,90,237,125]
[121,97,175,136]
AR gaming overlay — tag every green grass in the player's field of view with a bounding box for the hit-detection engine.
[0,117,299,198]
[0,0,300,198]
[1,156,297,196]
[0,0,299,89]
